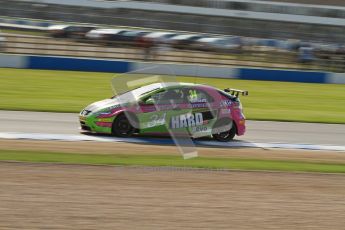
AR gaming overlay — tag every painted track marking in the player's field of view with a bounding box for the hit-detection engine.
[0,132,344,152]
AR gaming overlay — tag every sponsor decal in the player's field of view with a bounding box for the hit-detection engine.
[96,118,113,122]
[220,100,232,107]
[95,122,112,127]
[146,113,167,128]
[190,98,207,103]
[170,113,203,129]
[96,106,124,118]
[145,103,208,111]
[220,108,231,115]
[190,103,208,108]
[192,126,208,133]
[108,104,121,110]
[156,104,176,111]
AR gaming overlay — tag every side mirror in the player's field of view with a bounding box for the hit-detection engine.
[142,98,155,105]
[138,101,151,106]
[139,97,154,105]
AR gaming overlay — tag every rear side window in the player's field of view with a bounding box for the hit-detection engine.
[218,90,239,102]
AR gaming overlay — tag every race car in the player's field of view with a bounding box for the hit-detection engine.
[79,82,247,142]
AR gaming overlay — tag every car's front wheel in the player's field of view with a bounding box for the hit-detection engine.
[212,119,236,142]
[112,113,135,137]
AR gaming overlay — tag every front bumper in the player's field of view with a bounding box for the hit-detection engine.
[79,115,92,131]
[79,115,113,134]
[80,121,91,131]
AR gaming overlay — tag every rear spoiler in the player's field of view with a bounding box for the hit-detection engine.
[224,88,249,97]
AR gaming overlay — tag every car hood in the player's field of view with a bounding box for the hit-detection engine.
[84,98,121,112]
[84,96,137,113]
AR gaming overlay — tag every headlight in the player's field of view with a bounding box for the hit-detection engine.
[93,110,114,117]
[80,109,92,116]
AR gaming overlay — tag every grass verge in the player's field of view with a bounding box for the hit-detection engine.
[1,150,345,173]
[0,68,344,123]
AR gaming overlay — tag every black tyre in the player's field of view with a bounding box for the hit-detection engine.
[112,113,135,137]
[212,119,236,142]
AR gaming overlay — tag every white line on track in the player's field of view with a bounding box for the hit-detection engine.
[1,132,345,152]
[2,111,345,146]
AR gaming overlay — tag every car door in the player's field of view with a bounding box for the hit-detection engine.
[183,87,218,137]
[137,87,188,134]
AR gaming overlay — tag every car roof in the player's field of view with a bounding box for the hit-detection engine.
[171,34,201,40]
[88,29,126,34]
[144,32,176,38]
[144,82,212,90]
[197,37,222,42]
[125,82,219,101]
[123,30,146,35]
[47,25,70,30]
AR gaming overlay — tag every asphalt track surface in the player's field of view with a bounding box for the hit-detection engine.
[1,110,344,146]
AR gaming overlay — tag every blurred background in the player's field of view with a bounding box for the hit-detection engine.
[0,0,344,72]
[1,2,345,229]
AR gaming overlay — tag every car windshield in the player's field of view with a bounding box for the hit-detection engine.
[114,83,163,102]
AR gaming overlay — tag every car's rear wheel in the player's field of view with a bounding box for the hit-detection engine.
[112,113,135,137]
[212,119,236,142]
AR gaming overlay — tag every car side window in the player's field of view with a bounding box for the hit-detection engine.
[186,88,213,103]
[144,88,186,105]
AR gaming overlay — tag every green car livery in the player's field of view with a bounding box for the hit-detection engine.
[79,82,247,142]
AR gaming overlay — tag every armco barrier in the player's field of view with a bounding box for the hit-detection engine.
[0,54,344,84]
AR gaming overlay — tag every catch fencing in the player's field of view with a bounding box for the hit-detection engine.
[2,33,345,73]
